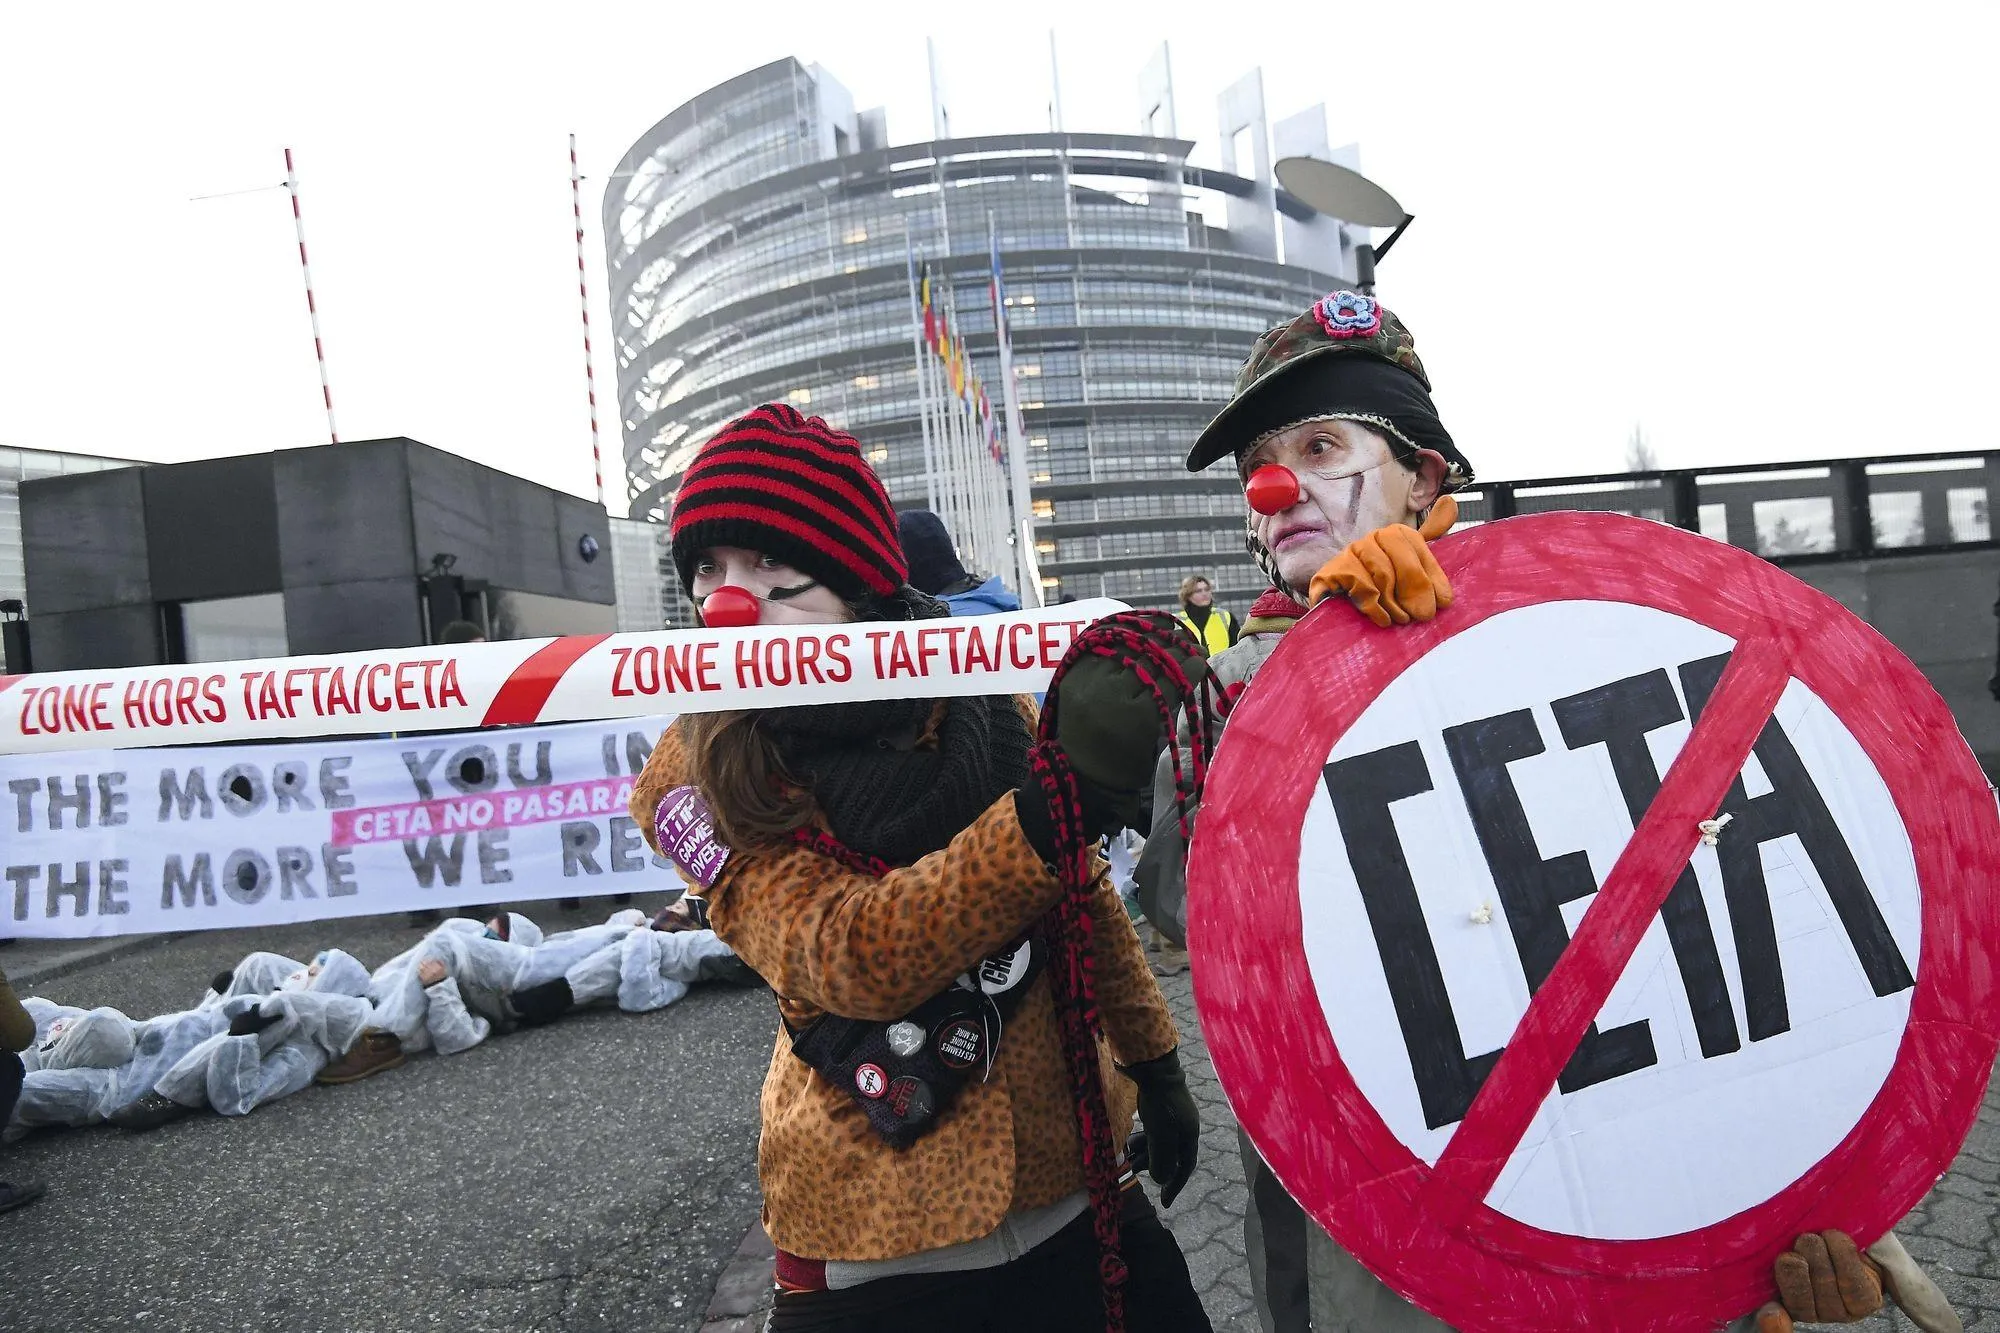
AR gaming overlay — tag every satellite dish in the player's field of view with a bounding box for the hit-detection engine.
[1275,156,1406,228]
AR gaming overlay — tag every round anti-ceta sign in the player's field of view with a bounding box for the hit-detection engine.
[1189,512,2000,1332]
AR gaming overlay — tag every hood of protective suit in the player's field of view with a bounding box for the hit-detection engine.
[279,948,370,997]
[309,949,371,996]
[25,998,80,1042]
[206,952,307,1008]
[19,999,82,1072]
[41,1007,139,1070]
[505,913,544,948]
[604,908,648,930]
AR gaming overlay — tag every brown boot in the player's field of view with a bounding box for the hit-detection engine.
[315,1030,406,1085]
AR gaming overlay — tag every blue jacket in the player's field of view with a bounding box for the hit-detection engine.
[944,576,1021,617]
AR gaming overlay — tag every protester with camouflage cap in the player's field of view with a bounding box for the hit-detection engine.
[1138,290,1961,1333]
[1136,288,1468,1333]
[1186,287,1469,615]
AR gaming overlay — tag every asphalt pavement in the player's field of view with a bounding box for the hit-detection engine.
[9,907,2000,1333]
[0,897,774,1333]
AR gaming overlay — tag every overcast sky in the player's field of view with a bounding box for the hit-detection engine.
[2,2,1993,513]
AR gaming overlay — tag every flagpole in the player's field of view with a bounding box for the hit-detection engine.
[944,275,980,572]
[929,299,961,548]
[977,384,1006,585]
[934,341,960,550]
[990,213,1044,606]
[935,266,960,551]
[904,230,939,511]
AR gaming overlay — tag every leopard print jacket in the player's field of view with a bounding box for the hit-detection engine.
[631,703,1179,1261]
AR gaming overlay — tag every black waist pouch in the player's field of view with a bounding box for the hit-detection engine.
[785,936,1044,1148]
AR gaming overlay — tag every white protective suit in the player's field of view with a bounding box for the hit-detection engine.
[368,913,542,1055]
[514,910,647,988]
[565,925,742,1013]
[202,952,308,1008]
[10,1001,228,1135]
[155,949,374,1116]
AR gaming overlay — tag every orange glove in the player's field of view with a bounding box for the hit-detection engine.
[1308,494,1458,626]
[1753,1231,1885,1330]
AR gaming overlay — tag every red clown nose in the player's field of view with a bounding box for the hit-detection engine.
[1245,465,1302,516]
[700,586,761,629]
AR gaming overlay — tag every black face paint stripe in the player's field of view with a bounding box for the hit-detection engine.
[766,580,821,602]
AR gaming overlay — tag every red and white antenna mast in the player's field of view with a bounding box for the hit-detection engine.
[282,147,338,444]
[569,134,605,507]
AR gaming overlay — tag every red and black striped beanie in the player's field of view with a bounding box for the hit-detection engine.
[669,402,907,601]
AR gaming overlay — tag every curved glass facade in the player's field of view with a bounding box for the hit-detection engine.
[605,57,1350,610]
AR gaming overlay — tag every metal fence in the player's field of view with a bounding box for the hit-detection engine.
[1451,450,1996,562]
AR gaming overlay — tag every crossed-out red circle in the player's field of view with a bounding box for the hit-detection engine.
[1189,511,2000,1332]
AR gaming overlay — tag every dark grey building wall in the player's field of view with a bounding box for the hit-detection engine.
[21,438,614,672]
[21,468,150,615]
[142,456,281,601]
[406,445,613,604]
[282,577,425,655]
[1787,550,2000,773]
[553,492,615,604]
[28,605,161,670]
[275,440,415,587]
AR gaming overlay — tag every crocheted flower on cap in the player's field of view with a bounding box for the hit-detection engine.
[1311,289,1383,340]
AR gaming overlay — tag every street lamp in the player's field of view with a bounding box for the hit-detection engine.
[1275,156,1411,295]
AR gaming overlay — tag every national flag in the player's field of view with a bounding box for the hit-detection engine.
[920,268,937,350]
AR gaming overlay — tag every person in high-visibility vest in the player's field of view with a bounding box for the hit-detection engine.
[1175,575,1238,656]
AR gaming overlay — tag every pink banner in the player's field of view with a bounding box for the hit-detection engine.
[331,776,637,846]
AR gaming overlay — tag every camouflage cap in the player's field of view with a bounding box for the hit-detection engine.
[1185,289,1470,484]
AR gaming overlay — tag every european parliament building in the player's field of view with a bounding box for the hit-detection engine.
[604,55,1361,611]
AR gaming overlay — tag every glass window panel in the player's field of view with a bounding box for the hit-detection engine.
[1752,498,1835,557]
[182,593,288,663]
[488,591,617,641]
[1698,504,1729,543]
[1869,491,1925,548]
[1948,487,1991,543]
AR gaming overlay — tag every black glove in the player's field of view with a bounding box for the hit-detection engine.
[1052,629,1208,793]
[1120,1047,1200,1206]
[227,1006,283,1038]
[1016,773,1149,867]
[510,976,575,1026]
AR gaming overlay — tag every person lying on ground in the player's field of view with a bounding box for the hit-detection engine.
[8,999,227,1137]
[0,962,43,1212]
[120,949,396,1131]
[364,912,544,1058]
[562,908,753,1015]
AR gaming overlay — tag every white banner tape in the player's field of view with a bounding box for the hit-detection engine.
[0,600,1125,755]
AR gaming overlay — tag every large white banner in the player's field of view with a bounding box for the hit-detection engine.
[0,600,1121,755]
[1,715,685,938]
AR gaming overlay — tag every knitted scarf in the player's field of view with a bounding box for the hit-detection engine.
[766,694,1032,867]
[1243,588,1309,637]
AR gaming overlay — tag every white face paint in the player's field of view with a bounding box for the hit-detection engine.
[1239,420,1444,596]
[689,546,852,627]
